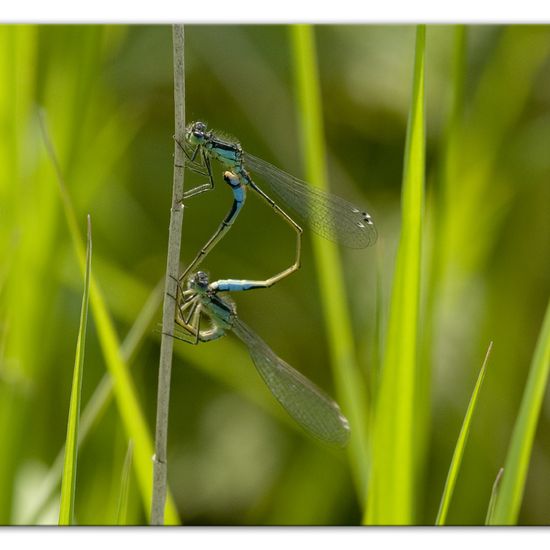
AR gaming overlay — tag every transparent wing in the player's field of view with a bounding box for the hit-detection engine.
[243,152,377,249]
[231,317,350,446]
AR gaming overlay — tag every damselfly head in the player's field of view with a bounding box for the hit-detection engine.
[186,121,209,145]
[187,270,210,291]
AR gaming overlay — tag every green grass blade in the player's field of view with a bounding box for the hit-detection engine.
[58,215,92,526]
[116,440,134,525]
[485,467,504,525]
[289,24,370,498]
[490,297,550,524]
[39,112,180,525]
[366,25,425,525]
[435,341,492,525]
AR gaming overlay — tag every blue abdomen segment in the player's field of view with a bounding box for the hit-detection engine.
[222,172,246,226]
[231,185,246,207]
[214,279,262,292]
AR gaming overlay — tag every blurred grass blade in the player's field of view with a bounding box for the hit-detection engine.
[367,25,425,525]
[435,341,492,525]
[289,24,370,498]
[116,440,134,525]
[38,111,180,525]
[58,215,92,526]
[0,25,43,523]
[491,298,550,524]
[441,27,550,275]
[485,467,504,525]
[419,24,467,481]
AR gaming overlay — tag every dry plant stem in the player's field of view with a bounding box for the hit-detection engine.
[151,24,185,525]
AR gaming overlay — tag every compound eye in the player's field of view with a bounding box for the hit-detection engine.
[196,271,209,286]
[194,121,207,135]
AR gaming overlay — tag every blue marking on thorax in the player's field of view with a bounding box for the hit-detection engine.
[206,294,235,328]
[208,140,242,167]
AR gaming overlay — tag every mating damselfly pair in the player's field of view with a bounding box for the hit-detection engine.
[171,121,377,446]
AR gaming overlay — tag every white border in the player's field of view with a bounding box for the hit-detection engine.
[2,0,550,23]
[0,527,549,550]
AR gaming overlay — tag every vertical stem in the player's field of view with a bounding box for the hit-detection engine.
[151,24,185,525]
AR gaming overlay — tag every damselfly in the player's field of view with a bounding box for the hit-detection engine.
[172,270,350,447]
[179,121,377,284]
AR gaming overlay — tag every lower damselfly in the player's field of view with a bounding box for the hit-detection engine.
[172,270,350,447]
[178,121,377,285]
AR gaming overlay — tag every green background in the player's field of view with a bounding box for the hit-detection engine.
[0,25,549,525]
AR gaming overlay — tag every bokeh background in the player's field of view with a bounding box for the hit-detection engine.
[0,24,549,525]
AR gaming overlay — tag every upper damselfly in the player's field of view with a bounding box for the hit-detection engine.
[179,121,377,284]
